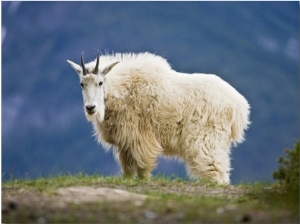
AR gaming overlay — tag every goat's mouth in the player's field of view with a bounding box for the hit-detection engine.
[86,110,96,115]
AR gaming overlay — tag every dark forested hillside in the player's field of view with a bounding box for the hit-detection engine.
[2,2,299,183]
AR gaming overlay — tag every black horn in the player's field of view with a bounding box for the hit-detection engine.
[81,52,87,76]
[92,52,100,74]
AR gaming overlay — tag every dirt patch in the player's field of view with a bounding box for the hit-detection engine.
[2,186,148,210]
[55,186,147,206]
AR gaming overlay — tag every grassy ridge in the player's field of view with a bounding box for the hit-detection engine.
[2,174,299,223]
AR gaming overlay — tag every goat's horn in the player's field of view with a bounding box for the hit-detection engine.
[81,52,87,76]
[93,52,100,75]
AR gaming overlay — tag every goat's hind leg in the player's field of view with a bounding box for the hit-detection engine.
[185,143,231,185]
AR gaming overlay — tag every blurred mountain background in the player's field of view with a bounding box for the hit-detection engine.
[2,2,299,183]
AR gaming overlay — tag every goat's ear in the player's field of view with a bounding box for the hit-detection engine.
[67,60,82,74]
[102,62,119,75]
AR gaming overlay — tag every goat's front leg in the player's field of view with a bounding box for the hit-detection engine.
[118,150,137,178]
[137,166,152,179]
[135,154,158,179]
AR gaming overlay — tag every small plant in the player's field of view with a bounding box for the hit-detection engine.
[273,140,299,202]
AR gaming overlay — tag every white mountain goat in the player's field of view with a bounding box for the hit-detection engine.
[67,52,250,185]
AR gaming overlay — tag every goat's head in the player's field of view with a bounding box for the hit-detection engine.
[67,52,119,122]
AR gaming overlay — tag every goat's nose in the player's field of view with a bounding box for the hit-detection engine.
[85,105,96,113]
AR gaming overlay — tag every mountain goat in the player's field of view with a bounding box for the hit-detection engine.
[67,52,250,185]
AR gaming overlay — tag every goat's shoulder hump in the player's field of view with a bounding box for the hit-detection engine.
[104,52,172,72]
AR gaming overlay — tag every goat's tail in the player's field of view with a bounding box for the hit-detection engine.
[231,103,251,146]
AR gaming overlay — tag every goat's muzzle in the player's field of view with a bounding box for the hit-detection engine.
[85,105,96,115]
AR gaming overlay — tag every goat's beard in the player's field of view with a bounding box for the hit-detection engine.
[96,111,105,123]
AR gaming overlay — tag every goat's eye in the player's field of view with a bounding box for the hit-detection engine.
[80,83,84,88]
[99,81,103,86]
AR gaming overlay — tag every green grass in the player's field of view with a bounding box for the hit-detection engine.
[2,174,299,223]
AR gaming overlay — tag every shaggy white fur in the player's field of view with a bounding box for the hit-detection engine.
[67,52,250,185]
